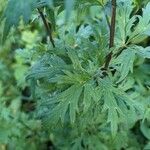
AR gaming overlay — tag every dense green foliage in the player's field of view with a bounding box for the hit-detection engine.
[0,0,150,149]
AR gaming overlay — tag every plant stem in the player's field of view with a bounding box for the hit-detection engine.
[99,2,111,29]
[104,0,116,70]
[37,8,55,48]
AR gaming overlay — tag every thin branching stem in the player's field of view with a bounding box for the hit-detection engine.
[37,8,55,48]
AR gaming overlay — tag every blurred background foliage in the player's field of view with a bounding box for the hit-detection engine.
[0,0,47,149]
[0,0,150,150]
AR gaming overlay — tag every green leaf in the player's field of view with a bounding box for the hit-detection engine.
[133,0,149,8]
[141,120,150,140]
[26,55,66,80]
[99,78,138,136]
[3,0,38,41]
[114,48,136,83]
[129,2,150,43]
[103,90,120,137]
[49,70,90,85]
[83,82,102,112]
[116,0,134,44]
[137,46,150,58]
[65,0,74,20]
[67,48,83,70]
[45,84,83,124]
